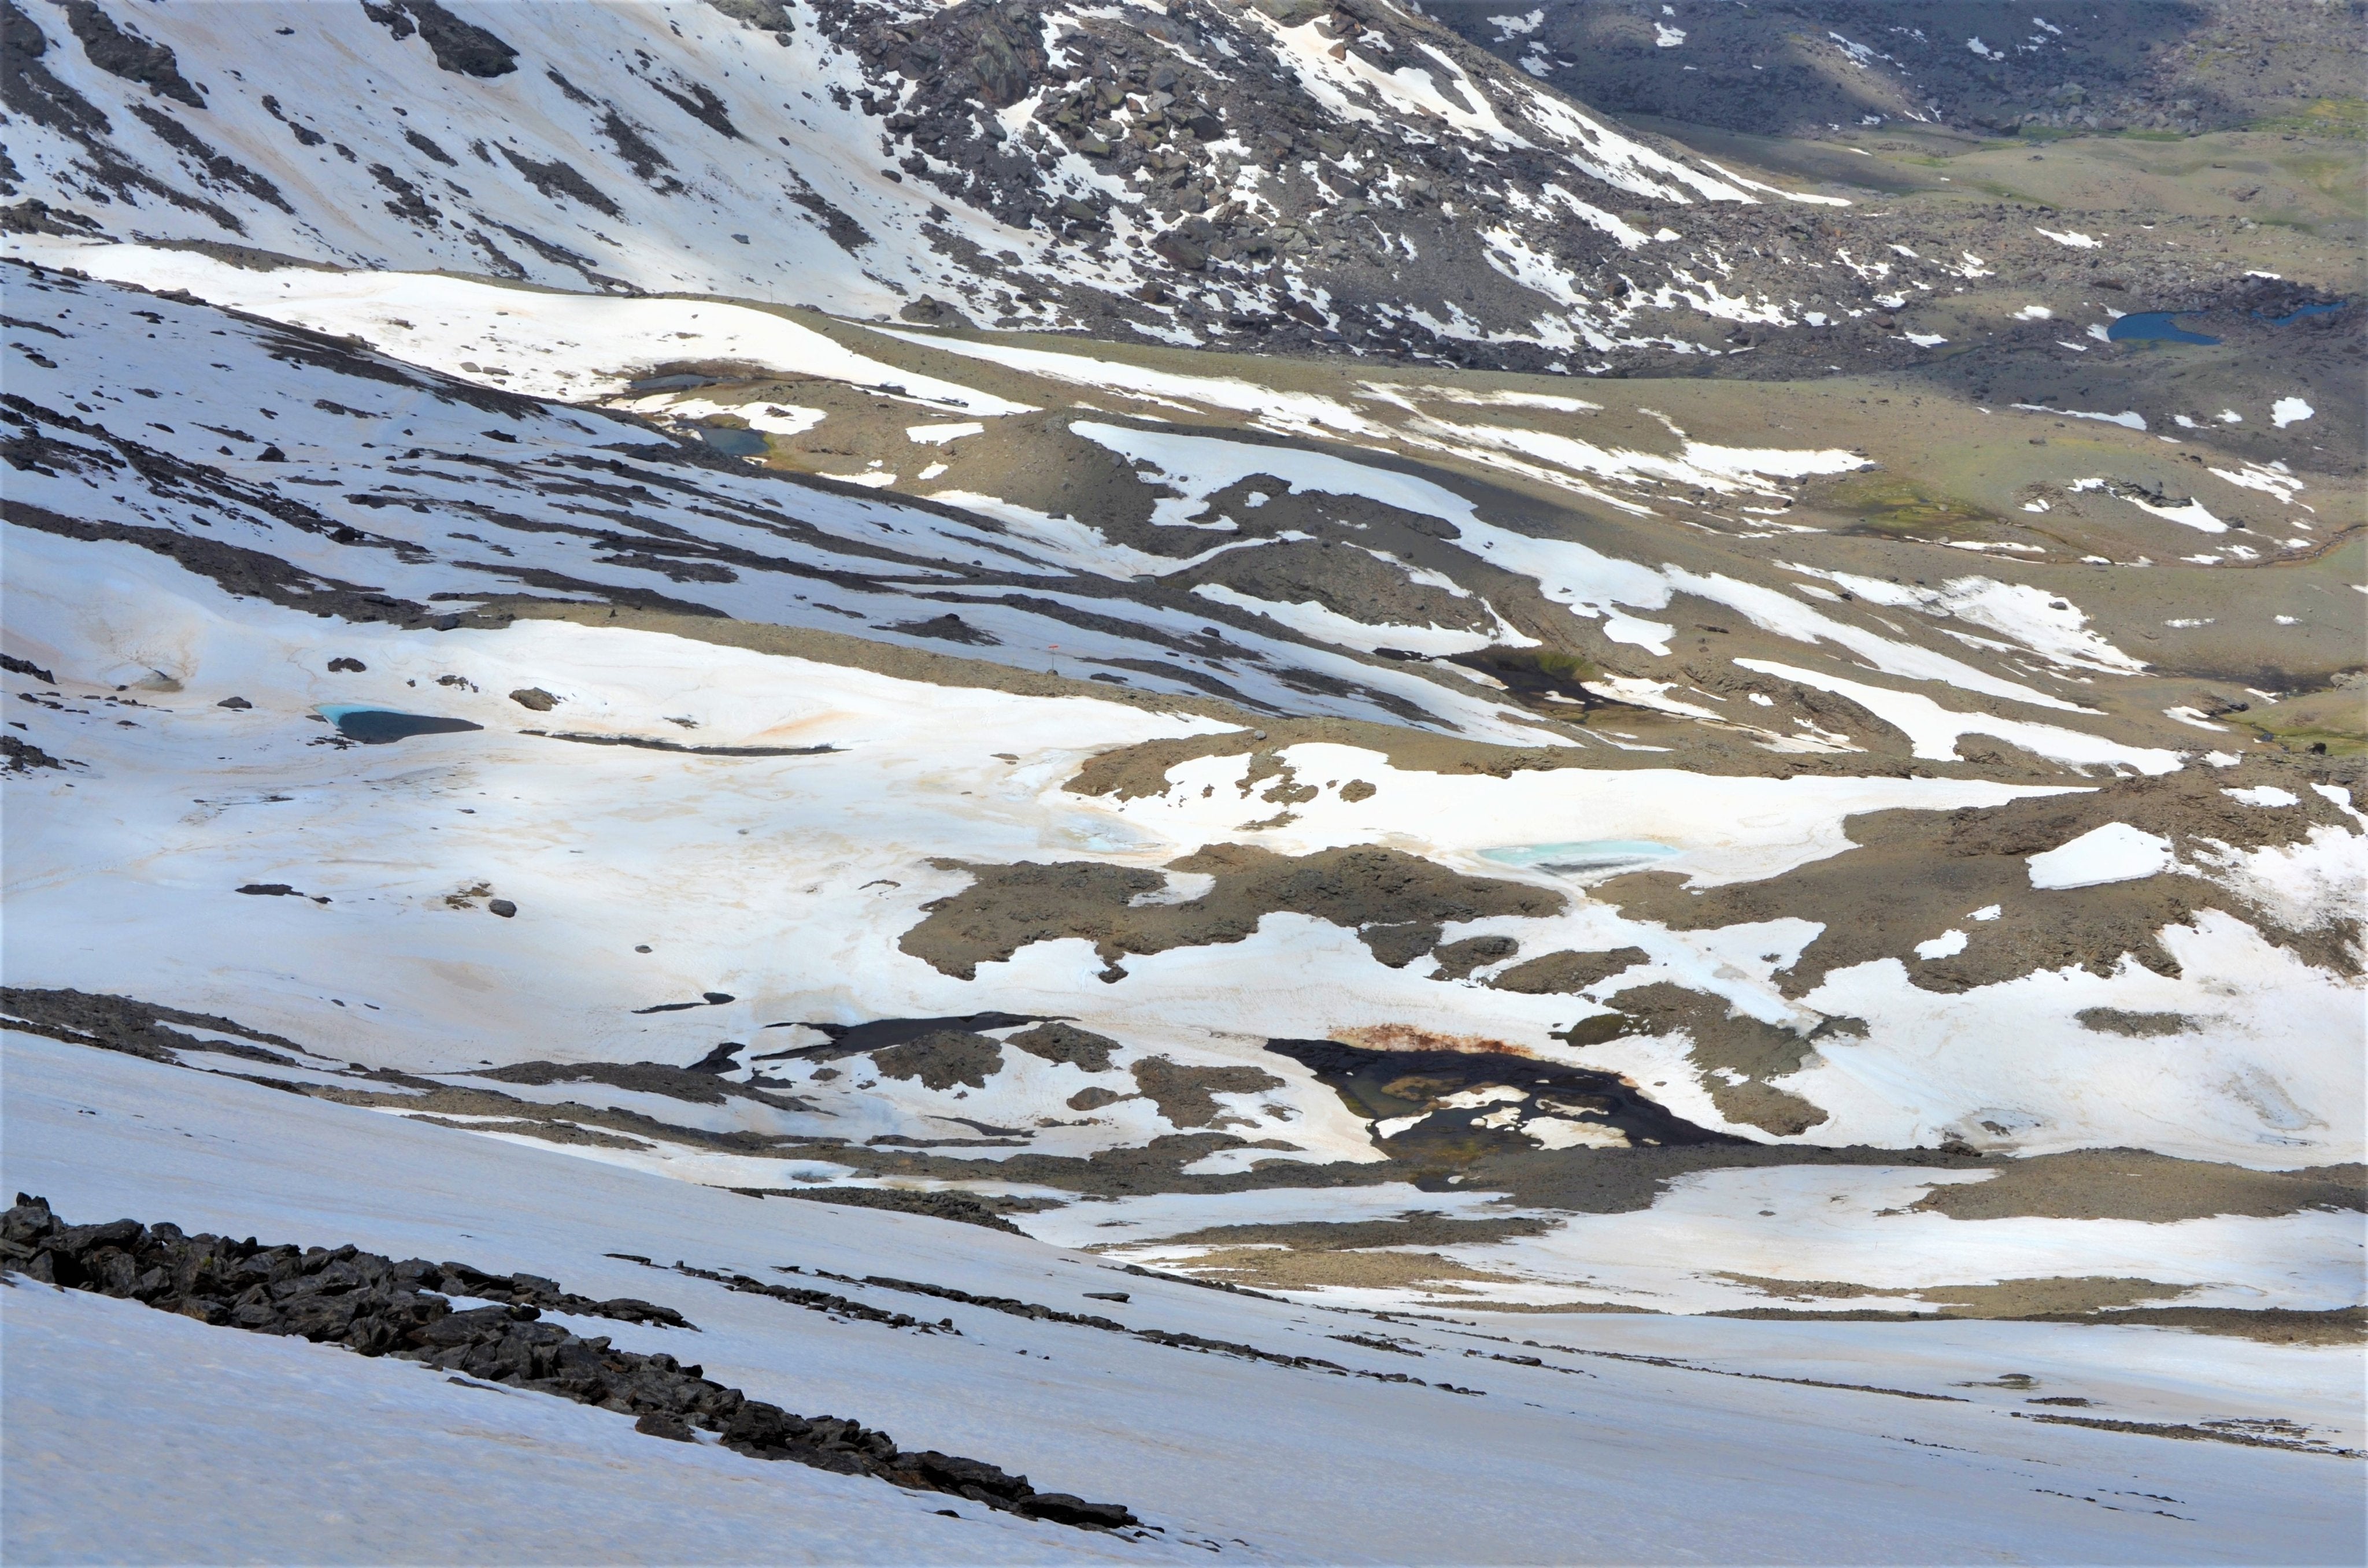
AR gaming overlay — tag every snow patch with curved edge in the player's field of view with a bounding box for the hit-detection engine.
[2027,824,2174,889]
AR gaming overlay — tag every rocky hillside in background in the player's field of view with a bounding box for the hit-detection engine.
[12,0,2319,380]
[1431,0,2368,140]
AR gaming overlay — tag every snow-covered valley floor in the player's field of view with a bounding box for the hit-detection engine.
[7,1028,2361,1565]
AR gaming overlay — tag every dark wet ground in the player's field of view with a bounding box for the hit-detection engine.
[1264,1036,1743,1164]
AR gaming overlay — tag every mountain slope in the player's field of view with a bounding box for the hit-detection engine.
[1,0,2203,375]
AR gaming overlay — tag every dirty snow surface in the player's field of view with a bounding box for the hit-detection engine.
[3,0,2364,1558]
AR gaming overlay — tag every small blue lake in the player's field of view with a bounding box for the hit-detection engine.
[2107,312,2219,345]
[319,705,484,744]
[2256,301,2344,327]
[1481,840,1680,875]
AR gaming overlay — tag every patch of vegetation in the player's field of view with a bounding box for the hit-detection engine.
[2255,721,2367,758]
[2249,98,2368,142]
[1813,473,1995,535]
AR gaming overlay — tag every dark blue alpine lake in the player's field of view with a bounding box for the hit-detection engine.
[2107,312,2220,344]
[321,706,485,744]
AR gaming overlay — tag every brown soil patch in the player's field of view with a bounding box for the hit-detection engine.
[1491,946,1650,995]
[1470,1144,1993,1215]
[1431,935,1519,979]
[1128,1056,1285,1128]
[1592,762,2367,999]
[1716,1272,2193,1315]
[406,1117,653,1150]
[1915,1276,2196,1316]
[1912,1150,2366,1222]
[2041,1306,2366,1345]
[1164,1245,1523,1294]
[1124,1213,1557,1253]
[870,1029,1005,1091]
[1552,981,1841,1136]
[2077,1008,2197,1037]
[1175,536,1494,634]
[901,842,1562,980]
[1006,1021,1120,1073]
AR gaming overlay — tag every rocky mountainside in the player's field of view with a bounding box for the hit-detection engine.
[16,0,2340,380]
[1434,0,2368,140]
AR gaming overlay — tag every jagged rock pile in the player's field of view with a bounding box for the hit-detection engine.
[0,1195,1137,1530]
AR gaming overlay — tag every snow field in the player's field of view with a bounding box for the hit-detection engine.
[8,1028,2360,1565]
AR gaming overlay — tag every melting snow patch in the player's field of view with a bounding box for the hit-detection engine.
[1914,929,1969,959]
[1655,23,1687,46]
[2027,824,2174,889]
[2013,405,2146,431]
[1968,904,2003,921]
[1692,158,1852,206]
[51,247,1033,414]
[2270,398,2315,428]
[1967,38,1998,58]
[1733,661,2180,773]
[2227,787,2301,808]
[2208,461,2304,505]
[906,422,986,444]
[1901,332,1948,347]
[2035,229,2099,249]
[1782,568,2143,674]
[2012,305,2054,321]
[2121,494,2228,533]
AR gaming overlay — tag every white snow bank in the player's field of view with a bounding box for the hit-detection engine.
[10,1029,2358,1560]
[879,331,1378,440]
[1914,930,1969,960]
[42,246,1032,413]
[2027,824,2174,889]
[2012,404,2146,431]
[1734,661,2182,774]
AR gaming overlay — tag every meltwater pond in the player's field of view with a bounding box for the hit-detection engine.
[319,706,485,744]
[2107,312,2220,345]
[1480,840,1680,876]
[690,422,768,457]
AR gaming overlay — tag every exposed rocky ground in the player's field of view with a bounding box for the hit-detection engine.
[1435,0,2368,140]
[1,1193,1139,1526]
[2,0,2355,380]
